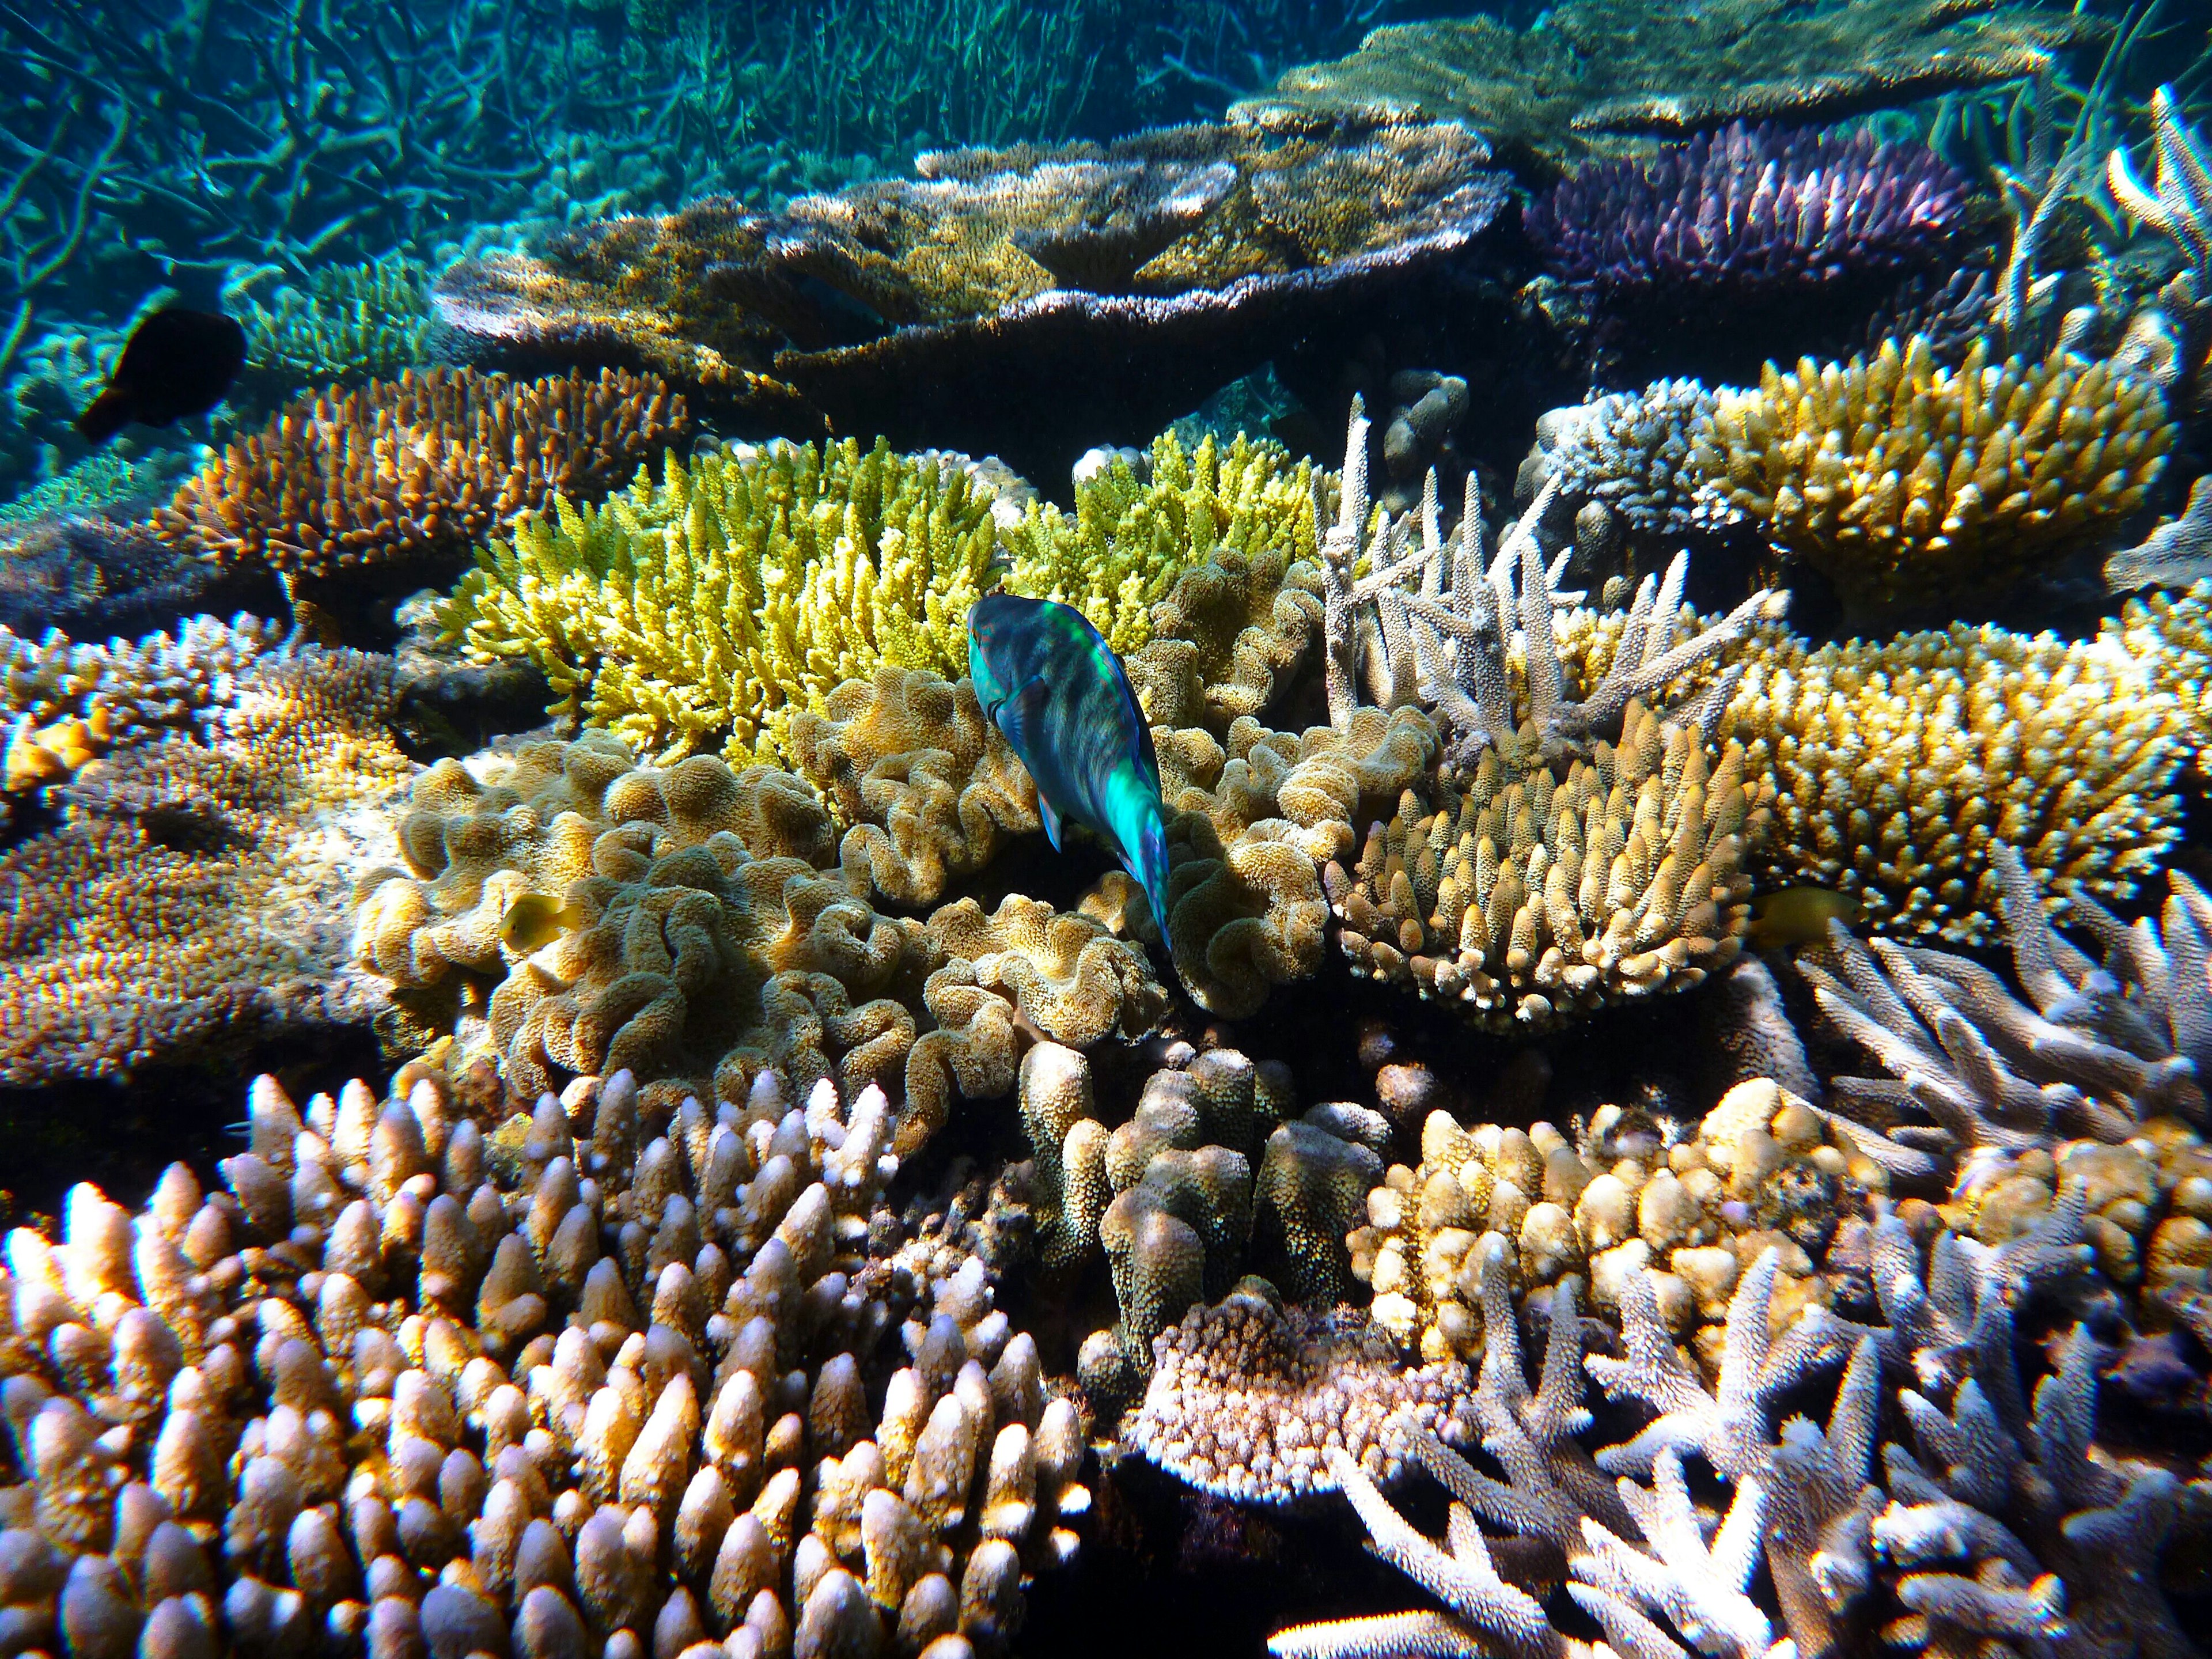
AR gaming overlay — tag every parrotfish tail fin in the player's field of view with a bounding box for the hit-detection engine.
[1038,789,1065,852]
[1139,805,1172,951]
[74,387,132,446]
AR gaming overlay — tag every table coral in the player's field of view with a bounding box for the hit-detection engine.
[0,648,411,1085]
[0,1060,1089,1659]
[1528,122,1971,306]
[1720,619,2190,942]
[1688,335,2175,619]
[1003,429,1320,654]
[438,440,1006,769]
[152,368,692,588]
[1235,0,2101,179]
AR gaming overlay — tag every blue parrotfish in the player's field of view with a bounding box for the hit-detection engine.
[967,593,1172,946]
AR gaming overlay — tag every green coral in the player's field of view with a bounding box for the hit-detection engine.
[0,450,198,527]
[238,254,431,390]
[1004,430,1323,654]
[437,437,1003,767]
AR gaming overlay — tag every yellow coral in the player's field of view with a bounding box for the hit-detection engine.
[1722,622,2189,942]
[437,439,1005,767]
[1691,336,2173,617]
[1004,431,1325,653]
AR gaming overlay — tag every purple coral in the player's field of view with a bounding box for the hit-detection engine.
[1527,122,1971,302]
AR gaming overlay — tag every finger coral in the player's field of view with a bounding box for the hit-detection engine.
[0,1061,1089,1659]
[1721,619,2191,942]
[153,367,692,586]
[1688,336,2175,619]
[1528,122,1970,305]
[1329,700,1768,1030]
[438,440,1006,768]
[0,648,411,1084]
[1003,429,1321,654]
[1522,378,1733,548]
[1130,1285,1476,1505]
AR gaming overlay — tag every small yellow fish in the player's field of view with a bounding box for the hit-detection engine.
[501,891,578,954]
[1748,886,1859,950]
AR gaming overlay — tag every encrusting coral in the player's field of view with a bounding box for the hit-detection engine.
[438,440,1010,770]
[153,368,693,589]
[0,1060,1090,1658]
[0,648,411,1085]
[351,732,1162,1155]
[1720,618,2191,942]
[1687,335,2175,619]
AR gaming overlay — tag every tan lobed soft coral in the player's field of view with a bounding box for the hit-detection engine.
[1720,621,2190,942]
[1234,0,2103,179]
[1348,1079,1876,1376]
[0,1061,1088,1658]
[0,649,412,1085]
[437,440,1009,770]
[784,667,1041,908]
[1687,336,2174,620]
[152,368,692,586]
[1128,1284,1476,1505]
[353,734,1161,1149]
[1328,700,1768,1031]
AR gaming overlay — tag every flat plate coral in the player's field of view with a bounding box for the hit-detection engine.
[432,116,1508,476]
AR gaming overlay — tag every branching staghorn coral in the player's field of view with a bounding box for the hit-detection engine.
[0,648,410,1085]
[1527,122,1971,306]
[1721,618,2191,942]
[438,440,1006,768]
[1687,335,2175,619]
[2107,84,2212,286]
[153,368,692,587]
[1002,429,1321,654]
[0,1060,1090,1658]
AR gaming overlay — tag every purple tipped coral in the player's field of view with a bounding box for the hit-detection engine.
[1528,121,1971,303]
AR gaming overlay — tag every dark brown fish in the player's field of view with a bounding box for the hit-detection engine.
[74,306,245,445]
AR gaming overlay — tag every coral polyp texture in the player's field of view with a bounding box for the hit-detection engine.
[1003,430,1321,655]
[431,116,1508,463]
[1329,700,1768,1029]
[1234,0,2103,177]
[1721,620,2190,941]
[437,440,1007,768]
[1527,122,1970,305]
[1689,336,2175,619]
[152,368,694,586]
[236,253,433,393]
[0,649,411,1085]
[0,1062,1088,1659]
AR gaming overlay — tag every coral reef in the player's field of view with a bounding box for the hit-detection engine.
[1520,378,1733,554]
[352,733,1162,1152]
[1721,619,2191,942]
[1003,430,1317,654]
[1235,0,2103,179]
[437,440,1005,768]
[1528,122,1971,307]
[431,116,1509,470]
[0,513,274,640]
[235,255,433,395]
[0,1060,1089,1657]
[0,648,410,1084]
[1688,336,2175,619]
[153,369,692,593]
[2108,85,2212,287]
[1349,1078,1873,1369]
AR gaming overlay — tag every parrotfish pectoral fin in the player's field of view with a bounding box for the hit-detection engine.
[1038,789,1065,852]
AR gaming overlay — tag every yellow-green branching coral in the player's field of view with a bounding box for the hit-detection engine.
[1005,430,1325,653]
[437,438,1002,766]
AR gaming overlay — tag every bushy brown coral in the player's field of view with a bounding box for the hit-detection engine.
[152,368,692,582]
[1328,700,1767,1030]
[0,1059,1088,1659]
[1689,336,2173,619]
[353,735,1161,1150]
[1349,1080,1874,1376]
[1722,622,2190,942]
[0,649,411,1084]
[1236,0,2103,179]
